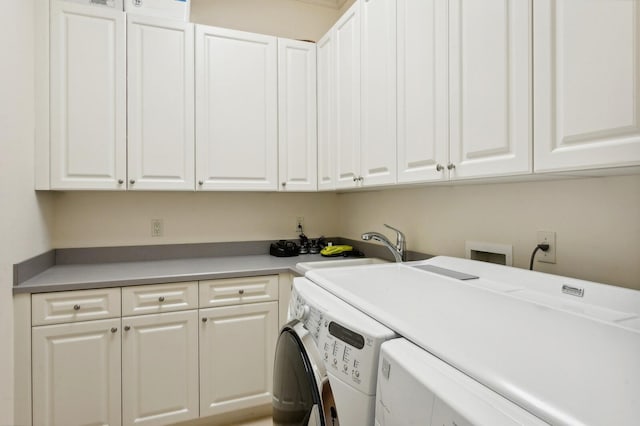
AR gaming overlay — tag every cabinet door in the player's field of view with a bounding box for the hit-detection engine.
[397,0,449,183]
[317,31,337,191]
[50,2,126,190]
[534,0,640,172]
[32,319,121,426]
[334,2,362,189]
[127,15,195,191]
[196,25,278,191]
[200,302,278,417]
[278,39,318,192]
[360,0,397,187]
[449,0,532,179]
[122,311,199,426]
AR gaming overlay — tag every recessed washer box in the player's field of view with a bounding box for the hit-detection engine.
[465,241,513,266]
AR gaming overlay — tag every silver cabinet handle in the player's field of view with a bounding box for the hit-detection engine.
[124,326,130,331]
[447,163,456,170]
[158,296,165,302]
[238,289,245,295]
[111,327,118,333]
[436,164,444,172]
[202,317,208,323]
[118,179,124,184]
[73,304,80,311]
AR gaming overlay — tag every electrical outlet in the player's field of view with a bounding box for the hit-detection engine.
[296,216,304,233]
[537,231,556,264]
[151,219,163,237]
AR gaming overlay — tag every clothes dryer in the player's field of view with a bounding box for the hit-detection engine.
[272,278,396,425]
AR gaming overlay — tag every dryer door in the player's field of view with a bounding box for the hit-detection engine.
[273,326,326,426]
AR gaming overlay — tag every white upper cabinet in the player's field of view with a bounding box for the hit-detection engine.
[360,0,397,187]
[397,0,449,183]
[50,1,126,190]
[127,15,195,191]
[317,31,337,191]
[278,39,318,192]
[195,25,278,191]
[334,2,362,189]
[534,0,640,172]
[448,0,532,179]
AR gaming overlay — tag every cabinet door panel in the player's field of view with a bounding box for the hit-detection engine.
[32,319,121,426]
[50,2,126,190]
[334,3,362,188]
[449,0,532,179]
[278,39,318,192]
[122,311,199,426]
[534,0,640,172]
[196,26,278,191]
[360,0,397,186]
[127,15,195,190]
[200,302,278,417]
[317,31,336,191]
[397,0,449,183]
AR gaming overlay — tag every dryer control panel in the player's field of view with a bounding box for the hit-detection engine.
[290,277,397,396]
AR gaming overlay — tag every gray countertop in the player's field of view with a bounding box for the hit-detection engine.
[13,254,331,294]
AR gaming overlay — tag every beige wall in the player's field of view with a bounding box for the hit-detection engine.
[338,175,640,290]
[191,0,340,41]
[0,0,53,422]
[53,192,340,248]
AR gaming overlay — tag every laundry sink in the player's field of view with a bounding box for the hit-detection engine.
[296,257,388,274]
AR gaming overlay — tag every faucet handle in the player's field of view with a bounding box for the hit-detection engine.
[383,224,405,246]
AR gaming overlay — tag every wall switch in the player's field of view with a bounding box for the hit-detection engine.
[296,217,304,233]
[537,231,556,264]
[151,219,163,237]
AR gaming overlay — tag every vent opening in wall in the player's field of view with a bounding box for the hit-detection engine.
[465,241,513,266]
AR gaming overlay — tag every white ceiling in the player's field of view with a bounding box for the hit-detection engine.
[294,0,349,9]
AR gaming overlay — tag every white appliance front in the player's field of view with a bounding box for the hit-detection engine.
[376,339,547,426]
[273,277,396,425]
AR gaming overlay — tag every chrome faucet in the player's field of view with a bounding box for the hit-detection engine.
[361,224,406,262]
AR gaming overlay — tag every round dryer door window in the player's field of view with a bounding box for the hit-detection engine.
[273,328,326,426]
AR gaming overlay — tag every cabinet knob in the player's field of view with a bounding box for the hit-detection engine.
[447,163,456,170]
[124,326,131,331]
[202,317,208,323]
[358,176,364,182]
[129,179,135,184]
[436,164,444,172]
[238,289,245,295]
[73,304,80,311]
[158,296,165,302]
[281,182,286,187]
[110,327,118,333]
[198,180,204,186]
[118,179,124,184]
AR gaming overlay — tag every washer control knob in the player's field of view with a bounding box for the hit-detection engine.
[295,305,310,321]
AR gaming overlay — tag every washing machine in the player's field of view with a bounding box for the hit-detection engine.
[375,339,547,425]
[272,277,397,425]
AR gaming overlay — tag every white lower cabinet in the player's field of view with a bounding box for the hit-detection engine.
[28,277,281,426]
[32,318,122,426]
[199,302,278,417]
[122,310,199,426]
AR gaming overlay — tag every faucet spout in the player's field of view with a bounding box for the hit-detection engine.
[361,225,406,262]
